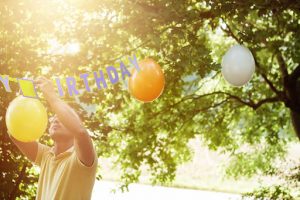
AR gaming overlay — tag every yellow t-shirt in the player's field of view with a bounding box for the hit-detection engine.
[34,143,98,200]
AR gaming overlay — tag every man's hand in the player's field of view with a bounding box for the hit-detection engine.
[34,76,58,102]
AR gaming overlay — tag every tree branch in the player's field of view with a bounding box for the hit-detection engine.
[258,68,281,95]
[276,51,289,79]
[289,64,300,83]
[193,91,252,107]
[252,96,281,109]
[220,17,244,44]
[193,91,280,110]
[251,52,286,101]
[151,90,280,120]
[276,51,290,87]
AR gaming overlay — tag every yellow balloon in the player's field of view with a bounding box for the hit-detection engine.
[6,96,48,142]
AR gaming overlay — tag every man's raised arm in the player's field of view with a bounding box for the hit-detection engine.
[35,76,95,167]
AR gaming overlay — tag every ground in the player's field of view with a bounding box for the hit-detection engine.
[92,181,242,200]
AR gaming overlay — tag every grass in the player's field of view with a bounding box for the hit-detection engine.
[98,137,300,194]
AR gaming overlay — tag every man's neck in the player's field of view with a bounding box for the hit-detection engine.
[53,140,74,156]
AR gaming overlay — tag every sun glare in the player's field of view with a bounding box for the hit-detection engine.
[47,38,80,55]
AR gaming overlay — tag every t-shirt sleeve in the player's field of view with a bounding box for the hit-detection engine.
[74,145,98,172]
[34,143,50,166]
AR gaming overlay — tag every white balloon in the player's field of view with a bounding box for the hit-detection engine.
[221,44,255,86]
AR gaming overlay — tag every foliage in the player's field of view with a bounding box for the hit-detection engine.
[0,0,300,198]
[243,160,300,200]
[244,185,295,200]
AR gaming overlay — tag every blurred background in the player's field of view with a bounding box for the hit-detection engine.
[0,0,300,199]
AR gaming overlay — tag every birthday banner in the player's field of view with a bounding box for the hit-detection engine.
[0,55,141,99]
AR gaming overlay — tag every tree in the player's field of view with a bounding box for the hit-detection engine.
[0,0,299,198]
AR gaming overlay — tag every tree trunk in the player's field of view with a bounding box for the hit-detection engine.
[291,110,300,139]
[288,77,300,140]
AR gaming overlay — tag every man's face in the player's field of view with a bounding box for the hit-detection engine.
[49,115,73,141]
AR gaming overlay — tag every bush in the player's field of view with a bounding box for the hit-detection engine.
[243,160,300,200]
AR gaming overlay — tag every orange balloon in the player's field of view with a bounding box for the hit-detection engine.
[128,58,165,102]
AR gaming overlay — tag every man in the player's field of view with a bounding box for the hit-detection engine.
[9,76,97,200]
